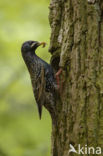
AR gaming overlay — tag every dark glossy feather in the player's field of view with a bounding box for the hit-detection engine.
[21,41,57,118]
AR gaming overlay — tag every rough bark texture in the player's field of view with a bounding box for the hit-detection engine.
[48,0,103,156]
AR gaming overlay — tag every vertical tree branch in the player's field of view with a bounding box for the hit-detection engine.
[49,0,103,156]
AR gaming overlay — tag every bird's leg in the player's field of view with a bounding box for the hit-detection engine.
[55,68,62,89]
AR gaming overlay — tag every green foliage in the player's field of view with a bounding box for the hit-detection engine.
[0,0,51,156]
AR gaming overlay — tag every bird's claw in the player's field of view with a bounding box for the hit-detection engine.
[55,68,62,90]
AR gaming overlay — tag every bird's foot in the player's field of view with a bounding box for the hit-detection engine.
[55,68,62,90]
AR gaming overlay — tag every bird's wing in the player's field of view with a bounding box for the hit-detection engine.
[33,66,46,119]
[45,66,57,93]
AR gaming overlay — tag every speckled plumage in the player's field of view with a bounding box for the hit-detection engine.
[21,41,57,119]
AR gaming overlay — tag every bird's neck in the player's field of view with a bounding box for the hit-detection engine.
[30,49,39,57]
[31,50,41,60]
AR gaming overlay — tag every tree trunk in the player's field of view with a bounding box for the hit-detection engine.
[48,0,103,156]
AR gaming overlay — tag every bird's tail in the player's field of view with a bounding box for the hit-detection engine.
[37,103,42,119]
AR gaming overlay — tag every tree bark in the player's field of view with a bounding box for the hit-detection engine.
[48,0,103,156]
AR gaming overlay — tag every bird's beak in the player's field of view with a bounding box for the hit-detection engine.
[38,42,47,48]
[30,42,35,48]
[31,42,46,48]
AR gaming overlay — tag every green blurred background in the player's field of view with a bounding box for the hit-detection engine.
[0,0,51,156]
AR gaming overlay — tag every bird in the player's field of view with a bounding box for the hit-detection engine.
[21,40,58,119]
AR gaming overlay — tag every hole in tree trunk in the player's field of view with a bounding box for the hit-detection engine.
[50,56,60,72]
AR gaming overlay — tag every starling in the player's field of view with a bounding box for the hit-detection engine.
[21,40,57,119]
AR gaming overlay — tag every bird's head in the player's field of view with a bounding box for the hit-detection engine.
[21,40,46,54]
